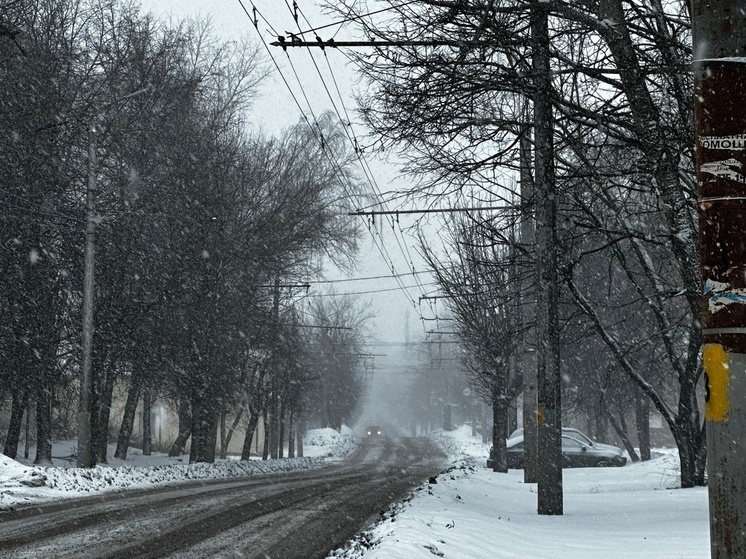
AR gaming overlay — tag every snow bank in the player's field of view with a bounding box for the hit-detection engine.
[427,426,490,463]
[0,426,357,511]
[328,431,706,559]
[304,425,358,459]
[0,454,47,488]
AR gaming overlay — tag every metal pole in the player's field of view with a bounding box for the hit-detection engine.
[693,2,746,556]
[520,123,539,484]
[77,123,97,468]
[532,0,562,515]
[269,275,280,459]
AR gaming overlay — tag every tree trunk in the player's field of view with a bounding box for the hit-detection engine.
[189,393,217,464]
[3,390,29,459]
[219,409,227,459]
[34,371,53,465]
[593,404,609,442]
[168,394,191,457]
[287,408,295,459]
[635,388,651,461]
[278,399,286,459]
[269,392,279,459]
[490,388,509,473]
[262,408,269,460]
[142,388,152,456]
[223,407,244,459]
[93,362,116,464]
[675,415,707,488]
[241,412,260,461]
[23,402,31,459]
[605,405,639,462]
[296,418,305,458]
[114,374,142,460]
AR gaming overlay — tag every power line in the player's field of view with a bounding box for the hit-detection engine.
[306,270,431,284]
[349,205,517,216]
[272,37,494,49]
[274,1,429,308]
[289,2,431,301]
[289,0,421,37]
[300,281,439,298]
[237,2,404,301]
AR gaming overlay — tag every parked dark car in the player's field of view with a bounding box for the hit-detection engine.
[502,434,627,469]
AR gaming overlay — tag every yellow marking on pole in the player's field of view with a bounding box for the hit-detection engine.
[704,343,730,422]
[537,405,545,426]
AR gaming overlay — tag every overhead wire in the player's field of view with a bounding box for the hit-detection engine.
[262,0,421,310]
[289,0,420,38]
[240,0,422,312]
[306,269,431,284]
[298,280,439,299]
[284,1,432,307]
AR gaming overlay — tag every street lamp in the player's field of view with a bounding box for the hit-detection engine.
[77,87,148,468]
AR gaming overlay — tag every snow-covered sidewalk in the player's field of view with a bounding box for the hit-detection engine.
[330,426,709,559]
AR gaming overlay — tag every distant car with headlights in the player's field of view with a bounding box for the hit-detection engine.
[365,425,382,437]
[503,432,627,469]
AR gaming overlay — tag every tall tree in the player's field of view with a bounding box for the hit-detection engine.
[326,0,703,486]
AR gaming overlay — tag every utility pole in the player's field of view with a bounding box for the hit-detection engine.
[76,87,148,469]
[269,275,281,459]
[270,8,557,509]
[520,123,539,485]
[693,2,746,556]
[532,0,562,515]
[77,122,97,469]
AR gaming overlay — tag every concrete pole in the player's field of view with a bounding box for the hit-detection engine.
[520,124,539,484]
[77,123,97,469]
[532,0,563,515]
[693,2,746,556]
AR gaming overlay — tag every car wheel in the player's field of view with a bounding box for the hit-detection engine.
[595,459,612,467]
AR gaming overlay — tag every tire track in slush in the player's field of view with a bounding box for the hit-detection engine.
[0,437,446,559]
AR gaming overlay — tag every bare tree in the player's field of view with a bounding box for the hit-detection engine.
[421,215,523,472]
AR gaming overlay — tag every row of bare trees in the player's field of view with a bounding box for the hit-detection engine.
[0,0,368,465]
[329,0,703,486]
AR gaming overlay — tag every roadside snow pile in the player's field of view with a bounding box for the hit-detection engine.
[0,454,47,488]
[343,451,707,559]
[327,461,475,559]
[304,425,358,459]
[0,455,327,511]
[42,456,327,492]
[328,431,705,559]
[427,425,490,463]
[0,428,359,512]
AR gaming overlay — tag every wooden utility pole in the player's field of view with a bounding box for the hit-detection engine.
[532,0,562,515]
[693,2,746,556]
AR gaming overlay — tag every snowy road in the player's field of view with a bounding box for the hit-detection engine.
[0,437,446,559]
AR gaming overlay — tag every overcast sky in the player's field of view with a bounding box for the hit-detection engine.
[135,0,445,362]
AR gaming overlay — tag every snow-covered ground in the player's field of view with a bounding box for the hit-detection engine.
[330,425,710,559]
[0,425,357,512]
[1,425,710,558]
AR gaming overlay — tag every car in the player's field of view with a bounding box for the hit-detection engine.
[501,433,627,469]
[365,425,382,437]
[508,427,624,456]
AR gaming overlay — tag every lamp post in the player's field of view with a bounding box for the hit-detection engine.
[76,121,98,468]
[77,87,148,468]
